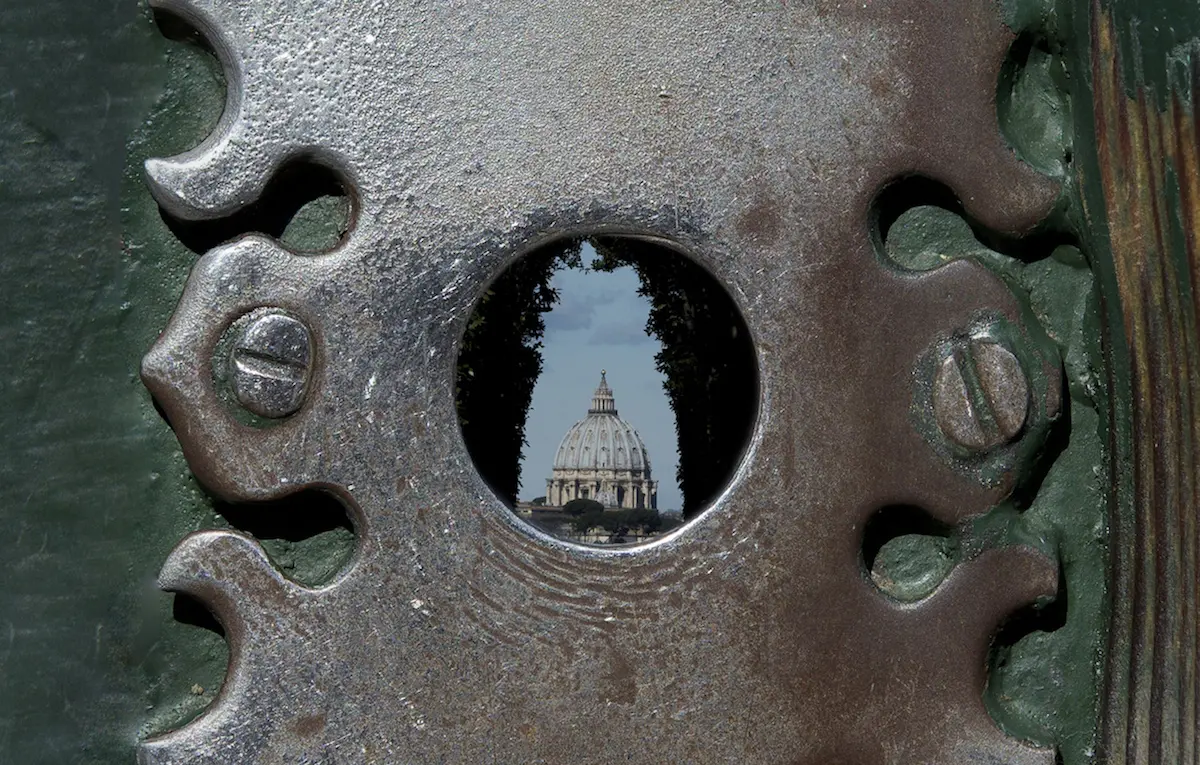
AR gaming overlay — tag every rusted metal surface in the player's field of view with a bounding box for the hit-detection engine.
[1092,6,1200,764]
[140,0,1064,761]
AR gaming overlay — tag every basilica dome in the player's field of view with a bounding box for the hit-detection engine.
[553,372,651,474]
[545,371,657,510]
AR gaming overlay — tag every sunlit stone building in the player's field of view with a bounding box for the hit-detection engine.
[545,371,657,510]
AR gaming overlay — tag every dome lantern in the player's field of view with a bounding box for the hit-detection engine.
[589,369,617,414]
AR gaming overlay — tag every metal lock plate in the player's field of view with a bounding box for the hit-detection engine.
[141,0,1065,761]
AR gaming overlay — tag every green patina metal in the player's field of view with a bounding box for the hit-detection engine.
[0,6,225,760]
[1069,0,1200,760]
[873,0,1113,757]
[0,0,1153,760]
[885,201,1109,763]
[1099,0,1200,111]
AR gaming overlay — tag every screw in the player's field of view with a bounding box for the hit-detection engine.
[231,311,313,419]
[932,338,1029,452]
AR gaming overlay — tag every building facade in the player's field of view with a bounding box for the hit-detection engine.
[545,372,657,510]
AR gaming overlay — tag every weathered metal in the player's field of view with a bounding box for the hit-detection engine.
[140,0,1067,762]
[229,310,313,419]
[1090,4,1200,763]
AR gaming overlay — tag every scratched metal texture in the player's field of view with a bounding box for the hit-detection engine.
[139,0,1066,762]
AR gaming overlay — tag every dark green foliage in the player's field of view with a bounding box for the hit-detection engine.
[456,240,581,503]
[658,513,684,533]
[570,509,606,534]
[590,238,757,518]
[563,497,604,516]
[570,510,606,534]
[619,508,664,533]
[570,507,664,534]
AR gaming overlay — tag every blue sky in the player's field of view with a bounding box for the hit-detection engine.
[517,248,682,511]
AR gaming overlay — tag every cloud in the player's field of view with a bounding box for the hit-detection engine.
[544,297,597,332]
[543,284,624,334]
[588,317,653,346]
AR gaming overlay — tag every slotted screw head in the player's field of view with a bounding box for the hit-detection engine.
[231,312,313,419]
[932,339,1029,452]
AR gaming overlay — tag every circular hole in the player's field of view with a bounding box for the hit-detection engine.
[456,235,757,546]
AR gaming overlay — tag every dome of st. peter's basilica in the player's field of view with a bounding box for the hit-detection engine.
[545,371,657,510]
